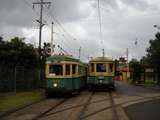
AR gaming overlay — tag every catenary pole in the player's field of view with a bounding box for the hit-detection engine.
[33,0,51,55]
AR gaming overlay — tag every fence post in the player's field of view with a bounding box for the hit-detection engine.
[14,66,17,94]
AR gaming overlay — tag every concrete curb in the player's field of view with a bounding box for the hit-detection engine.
[0,97,46,118]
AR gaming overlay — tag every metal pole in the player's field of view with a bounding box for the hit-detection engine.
[51,22,53,55]
[126,48,129,80]
[33,0,51,56]
[39,0,43,55]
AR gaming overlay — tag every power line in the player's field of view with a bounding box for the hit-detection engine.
[57,45,70,55]
[54,31,75,53]
[43,8,78,49]
[22,0,40,19]
[32,0,51,54]
[43,9,89,59]
[23,0,88,59]
[47,10,77,41]
[23,0,72,55]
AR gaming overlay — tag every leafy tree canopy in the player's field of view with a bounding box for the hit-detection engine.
[129,59,141,82]
[0,37,39,68]
[146,32,160,69]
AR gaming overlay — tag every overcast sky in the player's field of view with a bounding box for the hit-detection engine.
[1,0,160,62]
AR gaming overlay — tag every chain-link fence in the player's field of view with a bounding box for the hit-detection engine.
[0,66,45,92]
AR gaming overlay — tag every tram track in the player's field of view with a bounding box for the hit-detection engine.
[2,91,160,120]
[82,92,160,119]
[0,98,46,119]
[76,91,120,120]
[109,92,119,120]
[77,91,95,120]
[32,98,70,120]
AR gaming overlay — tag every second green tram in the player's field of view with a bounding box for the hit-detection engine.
[45,55,87,95]
[88,57,115,90]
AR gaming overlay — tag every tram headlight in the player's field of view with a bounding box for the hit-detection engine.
[53,83,58,87]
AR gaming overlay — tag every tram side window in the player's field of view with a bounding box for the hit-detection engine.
[72,64,76,75]
[109,64,113,72]
[91,63,94,72]
[96,63,106,72]
[49,65,63,76]
[65,64,70,75]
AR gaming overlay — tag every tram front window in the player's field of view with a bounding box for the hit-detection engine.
[49,65,63,76]
[96,63,106,72]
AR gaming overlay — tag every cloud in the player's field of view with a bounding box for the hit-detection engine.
[0,0,160,61]
[0,0,36,27]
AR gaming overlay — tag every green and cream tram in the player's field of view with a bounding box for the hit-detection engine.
[45,55,87,95]
[88,57,115,90]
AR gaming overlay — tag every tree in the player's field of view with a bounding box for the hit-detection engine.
[140,56,148,65]
[0,37,39,68]
[129,59,141,84]
[41,42,51,59]
[0,36,3,43]
[145,32,160,84]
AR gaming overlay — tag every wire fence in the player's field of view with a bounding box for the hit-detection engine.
[0,66,45,92]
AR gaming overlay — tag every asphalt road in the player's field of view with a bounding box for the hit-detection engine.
[1,81,160,120]
[125,99,160,120]
[115,81,160,120]
[115,81,158,96]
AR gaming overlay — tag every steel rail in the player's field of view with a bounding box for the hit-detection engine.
[77,91,95,120]
[109,92,119,120]
[0,98,46,118]
[32,98,69,120]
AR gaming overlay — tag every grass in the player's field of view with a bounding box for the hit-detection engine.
[145,80,156,84]
[0,90,45,112]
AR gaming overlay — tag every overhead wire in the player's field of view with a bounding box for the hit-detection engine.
[43,9,77,55]
[22,0,88,60]
[23,0,46,23]
[47,10,77,41]
[44,7,89,60]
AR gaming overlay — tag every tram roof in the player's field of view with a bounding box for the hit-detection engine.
[46,55,82,63]
[90,56,113,62]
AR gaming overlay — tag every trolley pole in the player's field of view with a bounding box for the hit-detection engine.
[78,46,81,59]
[102,48,105,57]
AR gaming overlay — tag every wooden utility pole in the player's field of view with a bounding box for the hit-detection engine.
[33,0,51,55]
